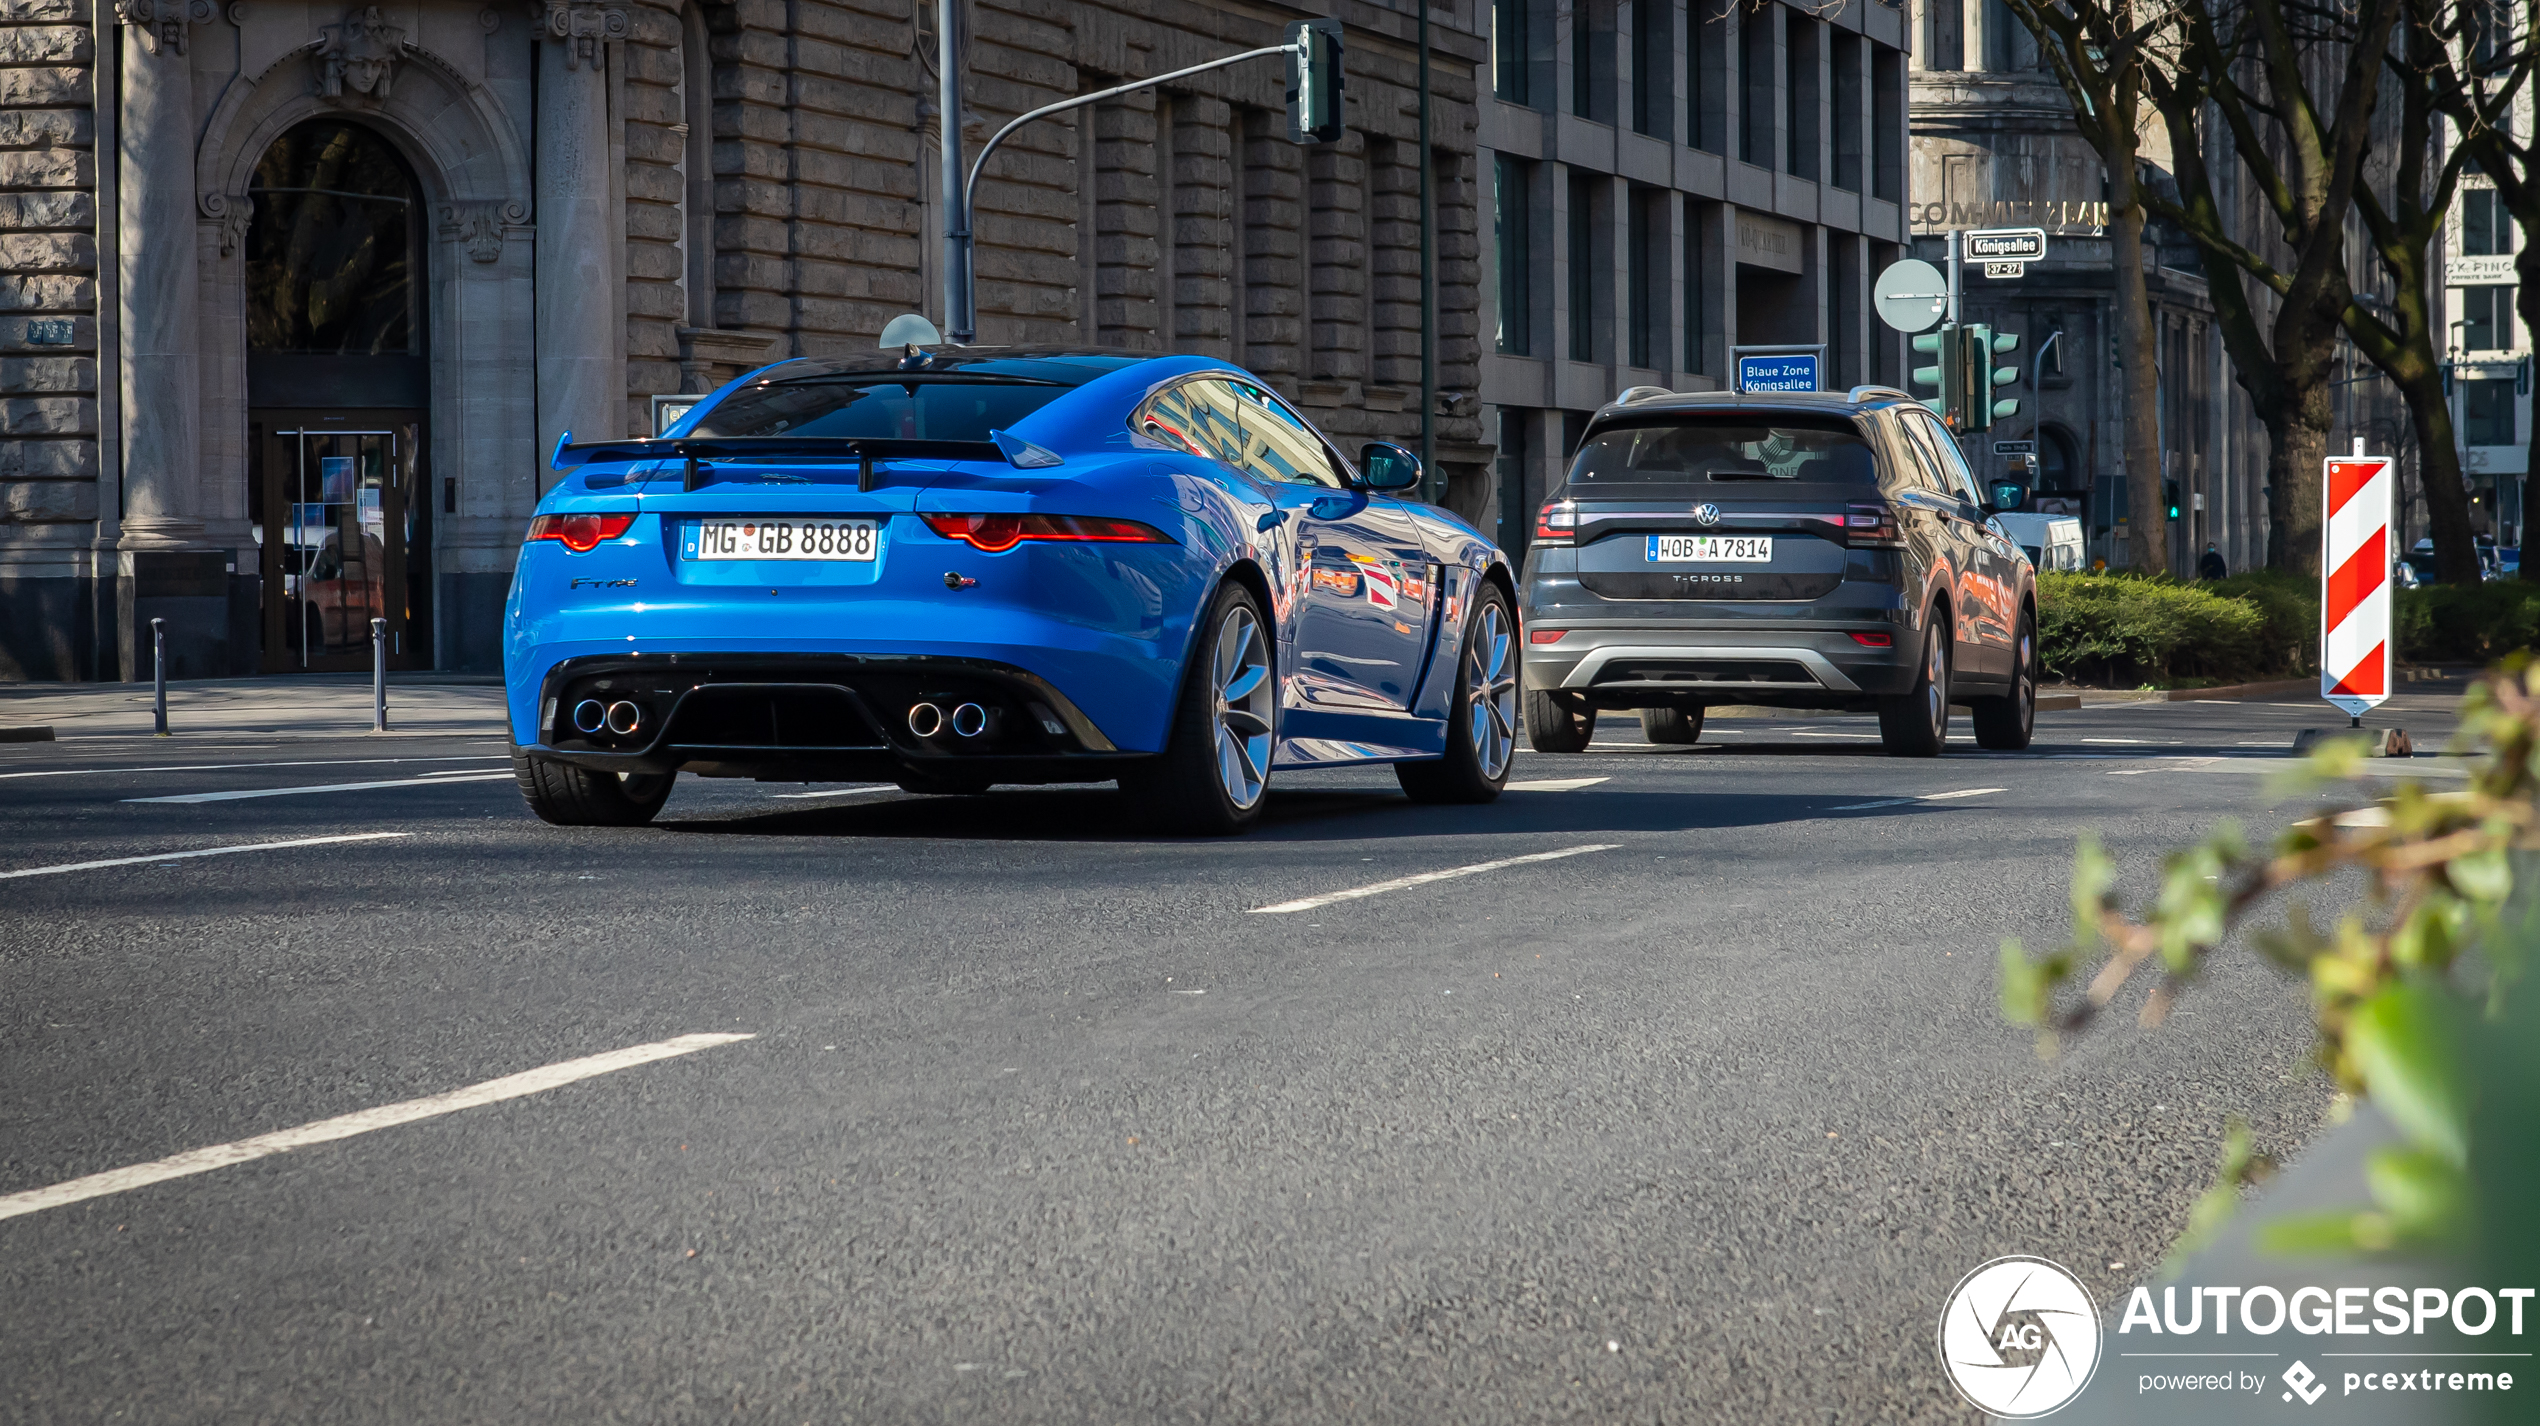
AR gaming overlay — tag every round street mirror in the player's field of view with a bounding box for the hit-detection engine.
[1874,259,1949,334]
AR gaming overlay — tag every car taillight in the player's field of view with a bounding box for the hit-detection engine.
[1848,631,1893,647]
[919,512,1175,553]
[525,512,636,552]
[1535,500,1577,543]
[1527,628,1567,644]
[1840,503,1902,548]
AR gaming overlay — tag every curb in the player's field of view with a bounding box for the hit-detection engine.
[2054,678,2317,707]
[0,725,56,742]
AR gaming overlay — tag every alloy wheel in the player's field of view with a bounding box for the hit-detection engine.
[1212,604,1273,810]
[1925,626,1948,735]
[2016,626,2036,721]
[1467,602,1518,780]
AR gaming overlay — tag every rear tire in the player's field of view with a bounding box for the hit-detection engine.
[1119,581,1274,835]
[1638,706,1704,745]
[1971,609,2037,751]
[512,749,675,826]
[1877,615,1951,758]
[1398,585,1518,804]
[1524,688,1595,753]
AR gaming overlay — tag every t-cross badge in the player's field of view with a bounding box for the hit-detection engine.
[1517,387,2039,757]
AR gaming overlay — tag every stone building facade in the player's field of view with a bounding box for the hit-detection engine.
[1479,0,1916,557]
[0,0,1488,681]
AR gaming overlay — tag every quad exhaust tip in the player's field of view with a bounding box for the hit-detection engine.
[572,699,606,734]
[907,701,945,738]
[604,700,644,736]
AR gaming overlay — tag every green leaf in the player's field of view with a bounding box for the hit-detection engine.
[2364,1145,2471,1248]
[2258,1209,2377,1256]
[2449,842,2511,905]
[2347,983,2472,1169]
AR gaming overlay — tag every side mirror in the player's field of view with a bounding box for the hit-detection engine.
[1985,480,2029,515]
[1358,442,1423,492]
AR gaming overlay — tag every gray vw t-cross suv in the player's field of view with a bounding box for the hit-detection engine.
[1517,386,2040,757]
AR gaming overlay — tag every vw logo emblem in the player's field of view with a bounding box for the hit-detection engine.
[1692,503,1721,527]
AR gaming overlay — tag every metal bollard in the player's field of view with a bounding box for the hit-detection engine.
[151,617,168,736]
[371,617,388,733]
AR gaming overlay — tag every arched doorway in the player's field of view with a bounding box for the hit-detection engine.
[243,119,433,671]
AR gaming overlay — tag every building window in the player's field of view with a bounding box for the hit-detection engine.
[1983,0,2022,69]
[1627,187,1660,368]
[2460,285,2517,352]
[1495,155,1534,355]
[2463,378,2518,446]
[1740,5,1773,167]
[1572,0,1611,122]
[2464,188,2518,256]
[1632,0,1673,138]
[1494,0,1532,106]
[1832,233,1860,386]
[1684,204,1706,374]
[1785,14,1819,179]
[1568,172,1599,361]
[1871,45,1903,201]
[1831,29,1862,192]
[1690,2,1727,153]
[1925,0,1963,69]
[1497,406,1532,552]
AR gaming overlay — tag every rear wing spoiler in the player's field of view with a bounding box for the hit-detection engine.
[549,434,1026,492]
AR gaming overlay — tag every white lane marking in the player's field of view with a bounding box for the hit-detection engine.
[124,772,516,804]
[1248,842,1621,915]
[770,785,897,801]
[1503,777,1610,792]
[1829,787,2007,812]
[0,756,505,781]
[0,832,412,881]
[0,1032,755,1223]
[1788,731,1882,738]
[2080,737,2162,745]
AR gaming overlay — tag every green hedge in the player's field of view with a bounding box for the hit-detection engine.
[2037,568,2540,686]
[2034,572,2295,687]
[2395,581,2540,662]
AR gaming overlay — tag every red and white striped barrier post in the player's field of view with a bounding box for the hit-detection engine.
[2302,447,2409,757]
[2320,452,2392,722]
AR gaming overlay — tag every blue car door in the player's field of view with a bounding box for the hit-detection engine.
[1226,381,1434,712]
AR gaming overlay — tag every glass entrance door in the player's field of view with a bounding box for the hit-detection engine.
[251,415,427,672]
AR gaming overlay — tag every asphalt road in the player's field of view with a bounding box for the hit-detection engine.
[0,685,2470,1424]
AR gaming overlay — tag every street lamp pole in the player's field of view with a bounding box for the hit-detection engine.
[1418,0,1435,502]
[938,0,970,344]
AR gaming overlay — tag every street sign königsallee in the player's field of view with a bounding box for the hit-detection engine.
[1965,227,2048,262]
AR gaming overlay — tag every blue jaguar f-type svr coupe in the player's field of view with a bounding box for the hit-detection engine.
[503,347,1520,833]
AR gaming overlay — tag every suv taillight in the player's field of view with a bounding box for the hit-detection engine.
[1840,503,1902,548]
[1535,500,1578,544]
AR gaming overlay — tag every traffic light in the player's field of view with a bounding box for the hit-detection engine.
[2164,479,2181,521]
[1911,324,1967,427]
[1983,327,2021,426]
[1286,20,1344,143]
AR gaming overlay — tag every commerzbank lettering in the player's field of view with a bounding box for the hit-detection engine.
[2119,1284,2534,1337]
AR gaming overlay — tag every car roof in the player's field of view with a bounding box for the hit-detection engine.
[746,346,1155,388]
[1578,387,1920,441]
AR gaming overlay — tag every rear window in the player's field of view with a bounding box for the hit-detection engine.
[687,377,1067,441]
[1567,416,1877,489]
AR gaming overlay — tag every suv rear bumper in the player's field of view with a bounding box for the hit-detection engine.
[1521,624,1919,706]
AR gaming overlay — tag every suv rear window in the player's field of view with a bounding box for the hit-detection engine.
[1567,416,1877,489]
[687,376,1068,441]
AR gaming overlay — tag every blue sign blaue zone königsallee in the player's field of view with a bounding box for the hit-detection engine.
[1737,352,1820,393]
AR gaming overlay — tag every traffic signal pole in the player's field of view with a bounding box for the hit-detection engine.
[1945,229,1962,326]
[941,25,1342,345]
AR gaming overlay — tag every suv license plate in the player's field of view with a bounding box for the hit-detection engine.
[687,519,879,561]
[1647,534,1770,563]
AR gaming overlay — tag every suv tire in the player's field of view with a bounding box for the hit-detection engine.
[1639,707,1703,744]
[1398,585,1518,804]
[1878,615,1951,758]
[1525,688,1596,753]
[514,749,676,826]
[1120,581,1274,835]
[1971,609,2037,751]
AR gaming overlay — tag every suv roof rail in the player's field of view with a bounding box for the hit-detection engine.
[1612,385,1676,405]
[1847,385,1913,403]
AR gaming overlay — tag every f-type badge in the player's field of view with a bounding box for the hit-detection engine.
[1692,503,1721,527]
[568,577,637,589]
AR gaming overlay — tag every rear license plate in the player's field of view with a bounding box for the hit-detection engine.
[1647,534,1771,563]
[686,519,879,561]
